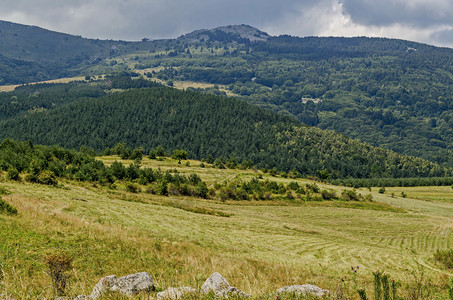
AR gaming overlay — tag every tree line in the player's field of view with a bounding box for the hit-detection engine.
[0,83,450,179]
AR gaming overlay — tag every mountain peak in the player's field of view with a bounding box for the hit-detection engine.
[178,24,270,43]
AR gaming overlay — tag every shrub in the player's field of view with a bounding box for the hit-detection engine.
[286,191,294,199]
[148,149,157,159]
[288,181,300,191]
[378,187,386,194]
[219,187,237,200]
[318,168,331,181]
[45,253,73,296]
[125,182,139,193]
[188,173,202,185]
[0,197,18,215]
[433,249,453,269]
[168,183,179,195]
[37,170,58,186]
[219,191,228,202]
[154,145,165,157]
[321,189,336,200]
[146,185,157,194]
[342,189,361,201]
[24,173,38,183]
[7,168,20,181]
[158,181,168,196]
[364,194,373,202]
[196,182,209,199]
[306,183,320,193]
[172,149,188,164]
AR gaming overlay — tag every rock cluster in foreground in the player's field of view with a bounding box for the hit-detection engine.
[31,271,328,299]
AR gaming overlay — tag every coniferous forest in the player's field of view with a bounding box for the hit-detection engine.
[0,21,452,178]
[0,80,450,180]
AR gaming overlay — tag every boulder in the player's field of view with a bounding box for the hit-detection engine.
[201,272,231,294]
[89,272,153,298]
[276,284,329,297]
[110,272,154,296]
[156,287,198,299]
[201,272,249,298]
[90,275,118,299]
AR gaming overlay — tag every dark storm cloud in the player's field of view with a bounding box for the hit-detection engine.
[0,0,452,48]
[341,0,453,28]
[0,0,319,40]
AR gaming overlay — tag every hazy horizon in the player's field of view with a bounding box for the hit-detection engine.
[0,0,452,48]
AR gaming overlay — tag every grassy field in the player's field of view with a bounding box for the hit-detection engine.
[0,69,235,96]
[0,157,452,299]
[0,76,89,92]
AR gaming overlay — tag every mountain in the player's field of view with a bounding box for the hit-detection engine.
[0,20,112,62]
[0,20,452,168]
[0,80,449,179]
[0,20,155,84]
[178,24,270,42]
[150,35,453,167]
[0,20,107,83]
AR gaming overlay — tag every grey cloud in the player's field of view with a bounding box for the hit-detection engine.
[341,0,453,28]
[429,28,453,47]
[0,0,451,48]
[0,0,318,40]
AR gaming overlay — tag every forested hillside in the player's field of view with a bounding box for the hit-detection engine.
[148,35,453,167]
[0,82,449,179]
[0,21,452,167]
[0,20,161,84]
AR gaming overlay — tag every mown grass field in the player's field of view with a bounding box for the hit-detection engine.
[0,76,89,92]
[0,157,452,299]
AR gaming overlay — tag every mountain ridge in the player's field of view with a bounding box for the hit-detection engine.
[178,24,270,42]
[0,20,452,168]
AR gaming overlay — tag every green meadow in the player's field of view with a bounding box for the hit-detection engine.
[0,157,452,299]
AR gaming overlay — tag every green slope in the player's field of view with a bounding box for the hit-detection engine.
[0,20,159,84]
[0,84,449,179]
[1,21,452,168]
[150,35,453,167]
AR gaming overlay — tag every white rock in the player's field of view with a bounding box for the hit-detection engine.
[110,272,154,296]
[201,272,249,298]
[157,287,198,299]
[276,284,329,297]
[90,275,117,299]
[201,272,231,294]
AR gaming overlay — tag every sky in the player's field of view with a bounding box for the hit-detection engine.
[0,0,452,48]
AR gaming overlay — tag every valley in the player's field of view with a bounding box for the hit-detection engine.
[1,156,452,299]
[0,20,452,299]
